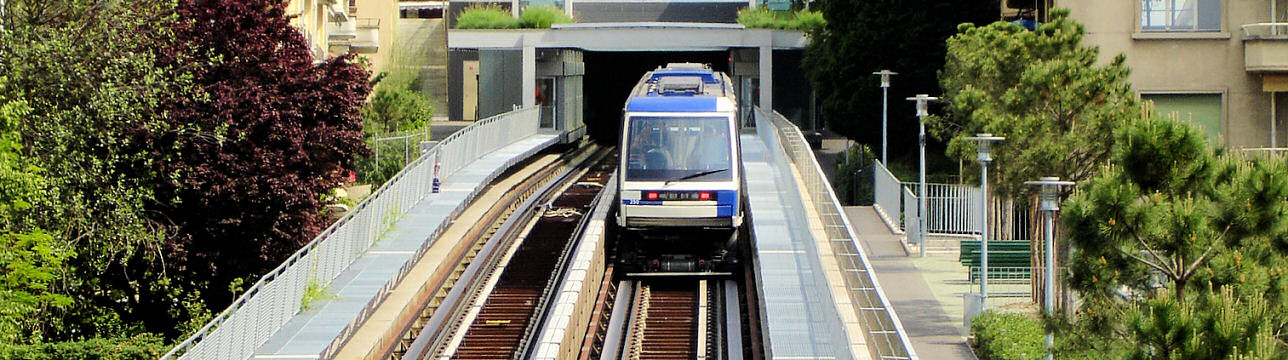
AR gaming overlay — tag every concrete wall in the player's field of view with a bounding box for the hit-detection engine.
[1059,0,1280,148]
[479,49,525,119]
[288,0,333,58]
[354,0,399,75]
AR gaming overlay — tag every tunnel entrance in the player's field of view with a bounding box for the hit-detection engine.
[583,51,731,145]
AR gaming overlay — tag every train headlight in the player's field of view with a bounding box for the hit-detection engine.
[699,192,711,201]
[647,192,659,200]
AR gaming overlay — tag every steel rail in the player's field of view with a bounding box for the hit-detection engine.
[402,148,608,359]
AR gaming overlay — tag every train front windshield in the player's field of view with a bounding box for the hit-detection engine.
[625,116,732,182]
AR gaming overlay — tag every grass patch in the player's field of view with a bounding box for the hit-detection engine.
[736,8,826,32]
[299,279,337,313]
[971,311,1045,360]
[456,5,573,29]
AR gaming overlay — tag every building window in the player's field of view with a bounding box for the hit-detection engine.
[1141,0,1222,32]
[1142,93,1223,145]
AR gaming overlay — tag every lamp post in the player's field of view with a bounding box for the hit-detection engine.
[906,94,936,257]
[874,70,897,165]
[964,134,1004,308]
[1025,177,1074,360]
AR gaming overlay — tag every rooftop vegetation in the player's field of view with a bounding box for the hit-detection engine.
[736,8,825,32]
[456,5,574,29]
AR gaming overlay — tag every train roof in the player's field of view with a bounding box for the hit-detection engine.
[626,64,735,113]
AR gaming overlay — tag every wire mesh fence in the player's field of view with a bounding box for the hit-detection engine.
[162,107,541,360]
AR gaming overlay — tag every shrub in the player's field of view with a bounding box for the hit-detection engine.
[737,8,825,32]
[736,7,779,29]
[456,5,519,29]
[519,6,574,28]
[792,9,826,32]
[833,144,876,205]
[971,311,1045,360]
[0,335,167,360]
[457,5,573,29]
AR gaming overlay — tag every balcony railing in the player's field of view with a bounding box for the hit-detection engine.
[1242,23,1288,39]
[353,18,380,53]
[1243,23,1288,72]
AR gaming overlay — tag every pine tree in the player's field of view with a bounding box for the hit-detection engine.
[935,8,1138,197]
[1060,116,1288,357]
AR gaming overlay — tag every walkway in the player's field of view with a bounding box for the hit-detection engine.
[253,134,558,359]
[742,132,865,360]
[846,206,976,359]
[811,131,976,359]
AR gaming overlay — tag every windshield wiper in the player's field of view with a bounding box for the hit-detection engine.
[664,168,729,186]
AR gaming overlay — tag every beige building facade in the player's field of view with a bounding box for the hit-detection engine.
[1018,0,1288,148]
[287,0,399,76]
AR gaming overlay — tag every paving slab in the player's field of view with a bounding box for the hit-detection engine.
[253,134,556,359]
[742,133,861,360]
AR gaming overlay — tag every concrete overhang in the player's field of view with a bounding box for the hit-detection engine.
[1243,23,1288,73]
[448,22,809,51]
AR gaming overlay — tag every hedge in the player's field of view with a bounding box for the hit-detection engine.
[971,311,1045,360]
[0,336,167,360]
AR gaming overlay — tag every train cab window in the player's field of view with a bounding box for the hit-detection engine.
[625,116,732,181]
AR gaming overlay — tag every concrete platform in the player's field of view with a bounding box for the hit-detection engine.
[253,134,557,359]
[741,133,862,360]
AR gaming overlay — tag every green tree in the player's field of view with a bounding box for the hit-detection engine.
[803,0,997,167]
[934,9,1138,197]
[1060,117,1288,357]
[358,47,434,185]
[0,0,191,338]
[0,100,72,344]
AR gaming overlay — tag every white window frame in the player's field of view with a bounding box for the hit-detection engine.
[1139,0,1223,32]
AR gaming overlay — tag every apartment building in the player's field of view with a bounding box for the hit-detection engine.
[1011,0,1287,148]
[287,0,398,75]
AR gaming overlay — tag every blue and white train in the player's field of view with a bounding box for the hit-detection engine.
[615,63,744,272]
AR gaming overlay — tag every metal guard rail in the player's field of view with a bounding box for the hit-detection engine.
[755,107,918,360]
[1242,23,1288,39]
[162,107,542,360]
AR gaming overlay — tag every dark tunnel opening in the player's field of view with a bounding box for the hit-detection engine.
[582,51,731,145]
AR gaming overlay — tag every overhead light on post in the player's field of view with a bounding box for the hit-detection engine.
[1025,177,1075,360]
[964,133,1004,309]
[906,94,937,258]
[873,70,897,165]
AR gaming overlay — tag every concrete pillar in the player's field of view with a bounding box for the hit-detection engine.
[759,45,772,112]
[523,46,536,108]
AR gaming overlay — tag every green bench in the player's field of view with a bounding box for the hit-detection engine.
[959,240,1031,282]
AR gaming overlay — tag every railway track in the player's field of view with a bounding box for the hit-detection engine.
[402,149,615,360]
[630,280,703,359]
[592,277,746,360]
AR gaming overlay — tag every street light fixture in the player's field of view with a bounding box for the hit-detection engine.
[874,70,898,165]
[1025,177,1075,360]
[906,94,937,258]
[964,133,1004,308]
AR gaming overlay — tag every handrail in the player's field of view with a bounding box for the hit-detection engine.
[162,107,541,360]
[755,107,918,360]
[1242,23,1288,39]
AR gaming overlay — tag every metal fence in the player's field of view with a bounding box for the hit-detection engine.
[902,187,920,245]
[874,170,1031,241]
[901,182,982,235]
[162,107,542,360]
[872,162,902,232]
[756,108,918,360]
